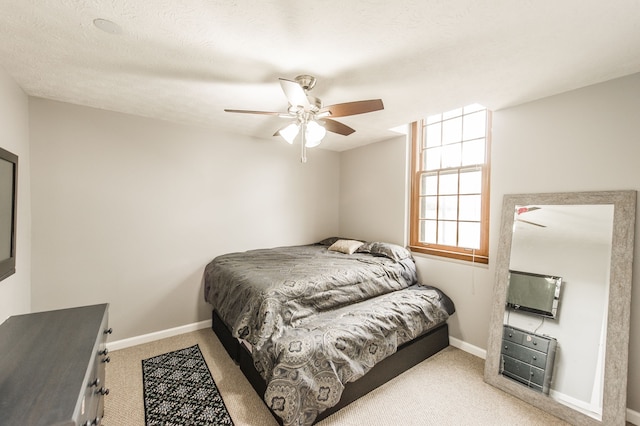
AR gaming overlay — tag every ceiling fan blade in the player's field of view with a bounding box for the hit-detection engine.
[319,99,384,118]
[279,78,310,108]
[321,118,356,136]
[224,108,286,116]
[517,219,547,228]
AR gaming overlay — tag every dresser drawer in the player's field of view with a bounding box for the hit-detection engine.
[521,333,550,352]
[501,354,545,387]
[81,310,110,425]
[502,326,525,345]
[503,326,551,352]
[501,339,547,369]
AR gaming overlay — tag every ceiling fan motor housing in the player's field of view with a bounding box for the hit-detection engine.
[295,74,317,91]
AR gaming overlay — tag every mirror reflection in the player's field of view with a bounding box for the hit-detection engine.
[501,204,614,420]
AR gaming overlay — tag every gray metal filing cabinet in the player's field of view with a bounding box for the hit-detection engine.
[500,324,557,394]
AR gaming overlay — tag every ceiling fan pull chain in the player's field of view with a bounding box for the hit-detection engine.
[300,121,307,163]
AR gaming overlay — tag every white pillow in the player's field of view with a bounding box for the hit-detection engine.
[328,239,364,255]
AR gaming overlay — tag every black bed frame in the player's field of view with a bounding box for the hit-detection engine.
[211,310,450,424]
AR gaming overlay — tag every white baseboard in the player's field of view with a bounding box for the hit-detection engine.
[107,319,211,351]
[449,336,486,359]
[628,407,640,425]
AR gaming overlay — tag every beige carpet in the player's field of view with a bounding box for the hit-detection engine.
[104,328,569,426]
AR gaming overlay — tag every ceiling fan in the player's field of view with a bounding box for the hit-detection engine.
[515,206,546,228]
[224,75,384,162]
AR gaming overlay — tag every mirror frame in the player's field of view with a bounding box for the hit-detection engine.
[485,190,636,425]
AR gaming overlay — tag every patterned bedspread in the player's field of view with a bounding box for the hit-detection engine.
[203,241,455,425]
[255,284,454,425]
[203,242,418,350]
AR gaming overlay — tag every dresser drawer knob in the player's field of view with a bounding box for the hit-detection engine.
[90,378,100,387]
[99,348,109,356]
[97,387,110,396]
[102,356,111,363]
[104,328,113,335]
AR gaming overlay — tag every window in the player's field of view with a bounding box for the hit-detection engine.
[409,104,491,264]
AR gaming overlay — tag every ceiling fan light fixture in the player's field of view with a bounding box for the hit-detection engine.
[279,122,300,144]
[304,121,326,148]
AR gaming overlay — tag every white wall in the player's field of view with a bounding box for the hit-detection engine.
[339,135,407,244]
[338,72,640,414]
[0,67,31,324]
[28,99,340,341]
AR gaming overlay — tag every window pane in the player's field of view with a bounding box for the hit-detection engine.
[443,108,462,120]
[438,195,458,220]
[441,143,461,168]
[439,172,458,195]
[420,196,437,219]
[462,110,487,140]
[461,138,485,166]
[459,195,481,221]
[459,170,482,194]
[420,220,437,244]
[463,103,485,114]
[425,123,441,147]
[424,146,441,171]
[442,117,462,144]
[420,173,438,195]
[426,114,441,125]
[458,222,480,249]
[438,220,457,245]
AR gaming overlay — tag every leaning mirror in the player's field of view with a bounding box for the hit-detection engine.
[485,191,636,425]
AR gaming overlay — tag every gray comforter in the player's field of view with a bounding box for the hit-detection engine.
[203,242,455,425]
[204,242,418,350]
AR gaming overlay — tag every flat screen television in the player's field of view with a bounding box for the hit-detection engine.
[506,270,562,319]
[0,147,17,282]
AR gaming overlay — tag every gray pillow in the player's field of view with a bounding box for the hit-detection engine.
[317,237,362,246]
[357,242,412,261]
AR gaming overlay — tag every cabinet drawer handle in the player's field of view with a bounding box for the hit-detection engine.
[97,387,110,396]
[99,348,109,356]
[104,328,113,335]
[90,378,100,387]
[102,356,111,363]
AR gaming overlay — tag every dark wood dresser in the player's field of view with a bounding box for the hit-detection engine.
[0,304,111,426]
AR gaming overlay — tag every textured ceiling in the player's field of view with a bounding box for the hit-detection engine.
[1,0,639,151]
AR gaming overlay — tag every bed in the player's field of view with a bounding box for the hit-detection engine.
[203,238,455,425]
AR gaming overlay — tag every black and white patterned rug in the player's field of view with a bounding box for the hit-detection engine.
[142,344,234,426]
